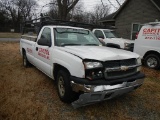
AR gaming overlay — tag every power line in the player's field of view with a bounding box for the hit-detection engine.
[108,0,117,9]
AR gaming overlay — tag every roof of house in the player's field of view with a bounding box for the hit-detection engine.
[150,0,160,11]
[113,0,129,19]
[99,12,116,22]
[100,0,160,22]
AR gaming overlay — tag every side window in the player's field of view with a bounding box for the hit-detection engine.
[94,30,104,39]
[40,27,51,42]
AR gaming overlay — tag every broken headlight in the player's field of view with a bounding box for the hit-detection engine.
[84,61,103,80]
[84,62,103,69]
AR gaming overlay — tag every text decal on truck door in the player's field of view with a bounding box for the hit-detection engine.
[27,48,32,54]
[38,48,50,60]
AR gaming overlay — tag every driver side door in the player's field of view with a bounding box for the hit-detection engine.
[34,27,52,77]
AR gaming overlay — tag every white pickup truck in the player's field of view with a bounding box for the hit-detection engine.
[20,25,145,108]
[92,29,134,51]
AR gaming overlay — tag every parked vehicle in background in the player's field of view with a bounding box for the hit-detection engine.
[92,29,134,51]
[134,22,160,69]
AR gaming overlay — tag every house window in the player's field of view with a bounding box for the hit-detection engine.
[131,23,141,40]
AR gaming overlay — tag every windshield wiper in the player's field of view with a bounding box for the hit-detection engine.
[60,43,81,47]
[83,44,99,46]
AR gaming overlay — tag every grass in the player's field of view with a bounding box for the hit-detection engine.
[0,42,160,120]
[0,32,21,38]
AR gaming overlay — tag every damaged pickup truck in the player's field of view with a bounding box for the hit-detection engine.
[20,20,145,108]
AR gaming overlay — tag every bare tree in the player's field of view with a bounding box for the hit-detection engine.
[115,0,121,6]
[0,0,37,32]
[49,0,58,19]
[107,0,125,10]
[0,3,11,32]
[15,0,37,20]
[56,0,80,20]
[91,4,110,24]
[71,1,84,21]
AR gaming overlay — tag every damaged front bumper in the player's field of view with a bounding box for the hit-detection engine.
[70,72,145,109]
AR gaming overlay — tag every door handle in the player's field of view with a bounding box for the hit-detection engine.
[36,47,38,51]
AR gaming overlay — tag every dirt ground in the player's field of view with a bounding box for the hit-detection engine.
[0,42,160,120]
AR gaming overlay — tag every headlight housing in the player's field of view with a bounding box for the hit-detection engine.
[124,43,130,47]
[137,57,142,71]
[124,43,131,49]
[137,57,141,65]
[83,61,103,80]
[84,62,103,69]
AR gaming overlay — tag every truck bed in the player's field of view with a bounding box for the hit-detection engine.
[21,35,37,42]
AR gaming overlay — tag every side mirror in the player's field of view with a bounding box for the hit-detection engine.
[37,38,51,47]
[98,38,104,40]
[98,36,104,39]
[98,38,105,46]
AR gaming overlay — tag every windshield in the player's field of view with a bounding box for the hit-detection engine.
[103,30,118,38]
[54,28,101,46]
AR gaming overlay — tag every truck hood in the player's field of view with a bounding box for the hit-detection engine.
[105,38,135,43]
[57,46,139,61]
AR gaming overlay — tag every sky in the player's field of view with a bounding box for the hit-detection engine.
[35,0,124,15]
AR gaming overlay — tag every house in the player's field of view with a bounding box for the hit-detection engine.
[100,0,160,40]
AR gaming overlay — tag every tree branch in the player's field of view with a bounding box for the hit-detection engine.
[100,0,104,7]
[67,0,79,12]
[115,0,121,6]
[57,0,62,7]
[108,0,117,9]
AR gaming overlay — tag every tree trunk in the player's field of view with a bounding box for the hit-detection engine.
[57,0,79,20]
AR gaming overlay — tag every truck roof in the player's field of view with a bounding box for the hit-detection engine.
[48,25,88,30]
[93,28,114,31]
[144,22,160,26]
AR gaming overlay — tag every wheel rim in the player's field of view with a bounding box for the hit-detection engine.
[23,55,27,66]
[147,57,158,68]
[58,76,65,97]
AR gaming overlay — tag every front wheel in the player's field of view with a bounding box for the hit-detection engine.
[144,54,160,69]
[57,70,78,103]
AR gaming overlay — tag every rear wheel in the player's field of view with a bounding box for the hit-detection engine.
[23,52,30,67]
[56,70,78,103]
[144,54,160,69]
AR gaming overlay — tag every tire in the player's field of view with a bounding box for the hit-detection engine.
[144,54,160,69]
[23,52,30,67]
[56,70,78,103]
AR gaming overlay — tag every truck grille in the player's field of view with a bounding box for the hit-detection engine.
[130,43,134,47]
[104,58,137,79]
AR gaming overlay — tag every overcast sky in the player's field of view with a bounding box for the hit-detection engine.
[35,0,124,14]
